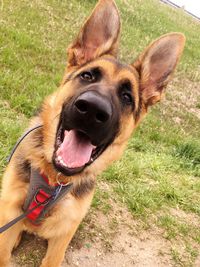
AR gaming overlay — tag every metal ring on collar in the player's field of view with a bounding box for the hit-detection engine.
[56,172,71,187]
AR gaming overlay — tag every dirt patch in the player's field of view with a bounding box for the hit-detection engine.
[194,255,200,267]
[12,187,174,267]
[65,193,173,267]
[11,182,200,267]
[12,234,46,266]
[12,222,173,267]
[170,208,200,228]
[65,224,173,267]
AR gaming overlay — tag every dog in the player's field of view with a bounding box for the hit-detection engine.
[0,0,185,266]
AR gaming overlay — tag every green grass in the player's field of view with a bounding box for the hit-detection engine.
[0,0,200,265]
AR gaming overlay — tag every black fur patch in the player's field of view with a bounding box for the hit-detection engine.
[31,127,43,149]
[15,157,31,183]
[72,179,96,198]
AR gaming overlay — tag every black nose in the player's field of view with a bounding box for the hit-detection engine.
[74,91,112,124]
[62,90,119,146]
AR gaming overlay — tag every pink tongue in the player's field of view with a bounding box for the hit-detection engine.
[57,130,95,168]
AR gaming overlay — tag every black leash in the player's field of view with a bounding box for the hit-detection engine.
[0,199,47,234]
[0,182,73,234]
[7,125,43,163]
[0,125,44,234]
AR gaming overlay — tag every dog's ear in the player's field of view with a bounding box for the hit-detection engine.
[68,0,120,67]
[133,33,185,106]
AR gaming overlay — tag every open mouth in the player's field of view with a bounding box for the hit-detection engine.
[53,125,106,176]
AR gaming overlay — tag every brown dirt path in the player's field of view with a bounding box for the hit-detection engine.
[12,199,174,267]
[11,179,200,267]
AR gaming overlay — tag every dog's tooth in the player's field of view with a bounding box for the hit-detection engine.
[60,159,65,166]
[91,158,94,162]
[58,156,62,161]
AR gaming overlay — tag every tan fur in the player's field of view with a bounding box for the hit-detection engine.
[0,0,185,266]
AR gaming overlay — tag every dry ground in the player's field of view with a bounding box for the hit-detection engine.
[12,177,200,267]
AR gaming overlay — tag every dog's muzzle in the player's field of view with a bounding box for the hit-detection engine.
[53,90,119,176]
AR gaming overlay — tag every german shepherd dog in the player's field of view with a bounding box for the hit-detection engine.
[0,0,185,266]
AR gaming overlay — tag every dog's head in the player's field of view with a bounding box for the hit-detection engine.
[41,0,185,178]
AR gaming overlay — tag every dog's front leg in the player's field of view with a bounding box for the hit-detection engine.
[40,190,95,267]
[0,200,24,267]
[40,224,79,267]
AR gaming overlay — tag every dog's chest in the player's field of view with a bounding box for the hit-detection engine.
[23,191,91,239]
[23,195,75,237]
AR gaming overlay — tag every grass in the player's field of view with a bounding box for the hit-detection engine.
[0,0,200,265]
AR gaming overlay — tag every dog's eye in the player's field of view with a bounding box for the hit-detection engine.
[121,92,132,104]
[118,81,133,106]
[80,71,94,82]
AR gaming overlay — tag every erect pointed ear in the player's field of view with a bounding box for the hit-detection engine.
[68,0,121,67]
[133,33,185,106]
